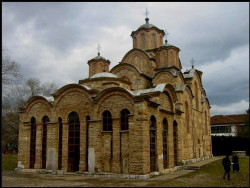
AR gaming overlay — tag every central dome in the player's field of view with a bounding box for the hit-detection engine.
[90,72,118,79]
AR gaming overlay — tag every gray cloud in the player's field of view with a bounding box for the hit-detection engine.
[2,2,249,115]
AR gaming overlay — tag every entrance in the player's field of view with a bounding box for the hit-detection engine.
[68,112,80,172]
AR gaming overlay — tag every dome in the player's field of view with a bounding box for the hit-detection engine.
[90,72,118,79]
[92,55,106,61]
[138,23,158,29]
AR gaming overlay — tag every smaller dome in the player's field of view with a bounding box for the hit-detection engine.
[138,23,157,29]
[90,72,118,79]
[92,55,106,61]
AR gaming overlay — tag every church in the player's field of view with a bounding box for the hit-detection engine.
[17,14,212,177]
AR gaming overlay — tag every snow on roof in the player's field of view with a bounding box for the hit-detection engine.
[90,72,118,79]
[129,83,168,96]
[40,96,54,103]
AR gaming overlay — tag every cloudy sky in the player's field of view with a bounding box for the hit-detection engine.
[2,2,249,116]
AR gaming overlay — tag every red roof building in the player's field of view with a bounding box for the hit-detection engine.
[211,114,248,136]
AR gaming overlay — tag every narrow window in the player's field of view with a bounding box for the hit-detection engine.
[103,111,112,131]
[102,110,113,159]
[58,117,63,170]
[205,111,207,135]
[42,116,49,169]
[162,118,168,169]
[185,102,190,133]
[86,116,90,171]
[141,33,145,49]
[30,117,36,169]
[68,112,80,172]
[150,115,157,171]
[152,33,156,48]
[195,82,199,110]
[173,120,178,166]
[121,109,130,131]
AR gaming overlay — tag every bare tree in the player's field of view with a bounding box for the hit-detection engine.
[2,47,21,86]
[12,77,58,108]
[2,77,58,152]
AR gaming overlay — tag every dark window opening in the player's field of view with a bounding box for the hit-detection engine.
[86,116,90,171]
[42,116,49,169]
[121,109,130,131]
[102,111,112,131]
[30,117,37,169]
[58,117,63,170]
[150,116,157,172]
[68,112,80,172]
[163,118,168,169]
[173,120,178,166]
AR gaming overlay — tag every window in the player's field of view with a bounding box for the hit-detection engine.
[42,116,49,169]
[195,82,199,110]
[121,109,130,131]
[205,111,208,134]
[152,33,156,48]
[86,116,90,171]
[30,117,37,169]
[141,33,145,49]
[211,126,231,133]
[150,116,157,171]
[173,120,178,166]
[162,118,168,169]
[58,117,63,170]
[68,112,80,172]
[103,111,112,131]
[185,102,190,133]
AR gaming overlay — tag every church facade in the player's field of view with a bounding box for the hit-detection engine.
[17,16,212,176]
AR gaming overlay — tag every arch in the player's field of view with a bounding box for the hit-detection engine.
[150,115,157,171]
[68,112,80,172]
[86,115,90,171]
[173,120,178,166]
[121,109,130,131]
[24,96,53,110]
[162,118,168,168]
[29,117,37,169]
[42,116,49,169]
[103,110,113,131]
[58,117,63,170]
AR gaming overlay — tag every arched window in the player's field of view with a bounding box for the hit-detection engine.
[30,117,37,169]
[185,102,190,133]
[150,115,157,171]
[141,33,145,49]
[103,110,112,131]
[195,82,199,110]
[86,116,90,171]
[173,120,178,166]
[121,109,130,131]
[163,50,167,66]
[58,117,63,170]
[133,36,137,48]
[68,112,80,172]
[152,33,156,48]
[42,116,49,169]
[162,118,168,169]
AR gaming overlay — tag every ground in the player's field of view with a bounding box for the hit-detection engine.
[2,155,249,187]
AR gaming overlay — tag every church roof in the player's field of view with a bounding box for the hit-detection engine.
[90,72,118,79]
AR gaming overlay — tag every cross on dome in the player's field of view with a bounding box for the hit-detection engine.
[97,43,101,56]
[145,8,149,23]
[190,57,195,69]
[164,29,169,44]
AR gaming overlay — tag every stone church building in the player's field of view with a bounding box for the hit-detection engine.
[17,15,212,176]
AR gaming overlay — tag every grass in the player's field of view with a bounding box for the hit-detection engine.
[177,156,250,187]
[2,154,18,170]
